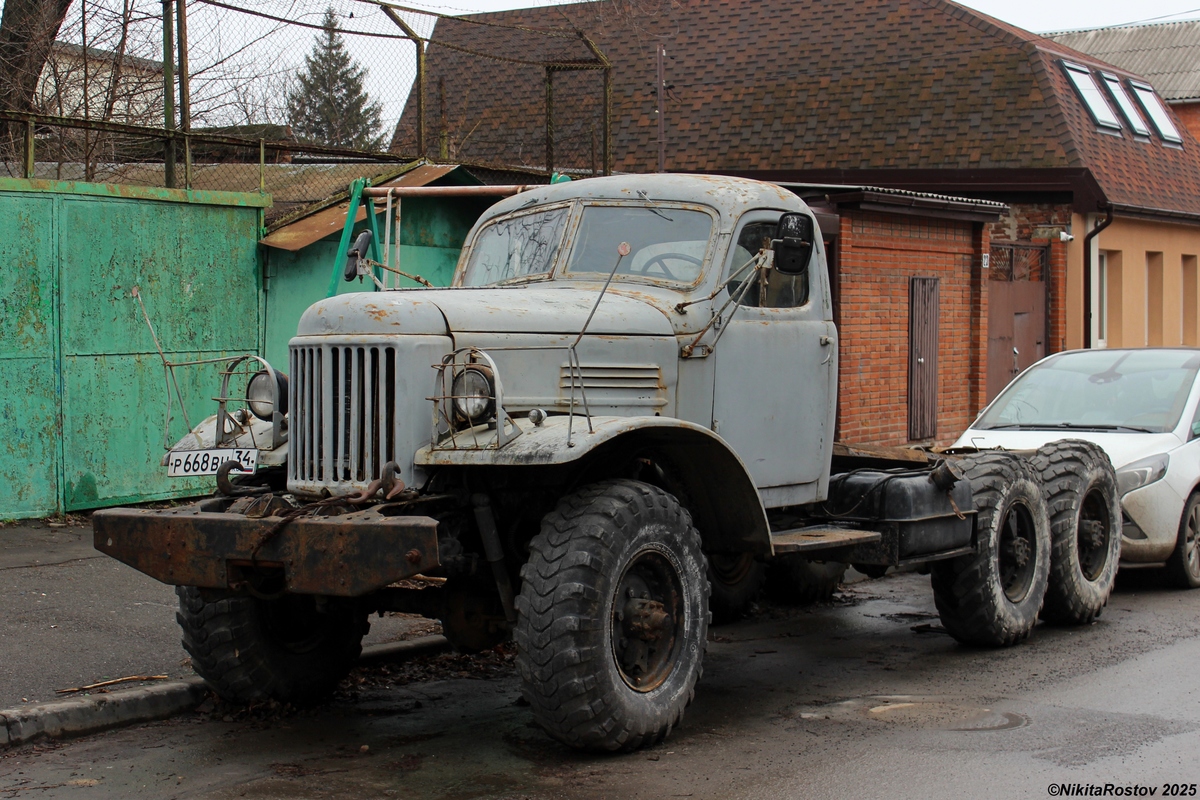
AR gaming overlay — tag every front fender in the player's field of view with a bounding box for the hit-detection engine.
[415,416,771,555]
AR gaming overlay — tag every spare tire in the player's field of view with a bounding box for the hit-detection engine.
[931,452,1050,647]
[1031,439,1121,625]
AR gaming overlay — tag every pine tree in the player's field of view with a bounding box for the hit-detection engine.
[286,7,384,150]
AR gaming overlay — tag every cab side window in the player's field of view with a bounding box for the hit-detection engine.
[726,219,810,309]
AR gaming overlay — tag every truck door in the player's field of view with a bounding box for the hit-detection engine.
[710,212,836,500]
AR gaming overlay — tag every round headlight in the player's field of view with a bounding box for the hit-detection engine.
[452,368,493,422]
[246,369,288,421]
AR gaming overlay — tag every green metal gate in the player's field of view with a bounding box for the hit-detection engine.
[0,178,269,519]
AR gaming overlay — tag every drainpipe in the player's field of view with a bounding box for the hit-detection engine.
[1082,206,1114,349]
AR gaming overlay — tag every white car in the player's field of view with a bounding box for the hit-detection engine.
[954,348,1200,587]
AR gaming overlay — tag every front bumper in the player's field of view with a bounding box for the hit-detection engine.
[93,499,441,597]
[1120,478,1186,563]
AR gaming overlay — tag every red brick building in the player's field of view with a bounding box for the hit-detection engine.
[397,0,1200,446]
[795,188,1002,445]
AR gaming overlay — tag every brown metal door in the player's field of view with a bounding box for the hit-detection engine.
[987,279,1046,400]
[909,277,939,441]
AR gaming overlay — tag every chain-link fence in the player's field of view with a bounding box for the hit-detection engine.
[0,0,611,220]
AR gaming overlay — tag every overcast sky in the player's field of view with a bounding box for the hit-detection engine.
[398,0,1200,33]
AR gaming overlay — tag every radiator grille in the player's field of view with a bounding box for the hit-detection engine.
[290,344,397,485]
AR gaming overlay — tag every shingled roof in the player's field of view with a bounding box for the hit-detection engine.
[1048,21,1200,103]
[397,0,1200,220]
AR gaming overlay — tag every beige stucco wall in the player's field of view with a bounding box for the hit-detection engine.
[1064,214,1200,350]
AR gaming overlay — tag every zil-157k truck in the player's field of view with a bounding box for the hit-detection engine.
[94,174,1121,752]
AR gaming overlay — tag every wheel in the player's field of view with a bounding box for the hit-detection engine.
[1167,493,1200,588]
[931,452,1051,647]
[514,479,708,752]
[176,587,367,703]
[707,552,766,624]
[765,555,848,604]
[1031,440,1121,624]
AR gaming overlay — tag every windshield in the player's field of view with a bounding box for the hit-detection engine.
[461,206,570,286]
[976,349,1200,433]
[565,205,712,285]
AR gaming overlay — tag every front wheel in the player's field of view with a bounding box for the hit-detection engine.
[1167,493,1200,589]
[931,452,1051,647]
[176,588,367,704]
[514,479,709,752]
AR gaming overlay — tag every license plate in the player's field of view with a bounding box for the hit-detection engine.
[166,448,258,477]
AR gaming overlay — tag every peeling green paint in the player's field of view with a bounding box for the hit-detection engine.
[0,183,263,519]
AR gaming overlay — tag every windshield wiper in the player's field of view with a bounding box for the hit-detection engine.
[984,422,1153,433]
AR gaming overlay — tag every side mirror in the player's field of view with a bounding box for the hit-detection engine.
[1191,419,1200,439]
[344,230,373,281]
[773,213,814,275]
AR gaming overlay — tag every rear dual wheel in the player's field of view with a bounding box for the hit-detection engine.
[932,452,1051,647]
[1031,440,1121,624]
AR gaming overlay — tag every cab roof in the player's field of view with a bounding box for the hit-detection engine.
[477,174,809,235]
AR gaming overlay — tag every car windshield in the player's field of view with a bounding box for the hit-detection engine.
[564,205,712,285]
[976,349,1200,433]
[460,206,570,286]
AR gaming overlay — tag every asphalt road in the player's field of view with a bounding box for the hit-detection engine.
[4,562,1200,799]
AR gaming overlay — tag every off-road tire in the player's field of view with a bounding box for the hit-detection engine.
[1031,439,1121,624]
[514,479,709,752]
[1167,492,1200,589]
[707,552,765,624]
[931,452,1051,647]
[176,587,367,704]
[765,556,848,604]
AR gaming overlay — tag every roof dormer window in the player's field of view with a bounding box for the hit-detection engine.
[1129,81,1184,144]
[1099,72,1151,137]
[1063,62,1122,130]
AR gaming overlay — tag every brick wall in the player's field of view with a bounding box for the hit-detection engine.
[835,210,984,446]
[1171,102,1200,145]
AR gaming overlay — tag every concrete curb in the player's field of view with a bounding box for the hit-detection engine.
[0,677,207,748]
[360,634,450,664]
[0,634,451,749]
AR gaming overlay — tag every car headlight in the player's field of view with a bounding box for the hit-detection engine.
[246,369,289,421]
[452,368,493,422]
[1116,453,1169,496]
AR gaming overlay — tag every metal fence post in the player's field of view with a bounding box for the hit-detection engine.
[23,118,34,179]
[177,0,192,188]
[162,0,177,188]
[545,67,554,177]
[381,6,425,158]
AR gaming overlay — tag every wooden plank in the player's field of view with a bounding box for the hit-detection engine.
[833,441,931,464]
[770,526,882,554]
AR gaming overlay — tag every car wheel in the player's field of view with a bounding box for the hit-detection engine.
[1167,493,1200,589]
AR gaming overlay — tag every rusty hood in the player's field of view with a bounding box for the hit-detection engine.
[296,287,673,337]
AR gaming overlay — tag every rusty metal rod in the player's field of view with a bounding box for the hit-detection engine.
[359,185,531,197]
